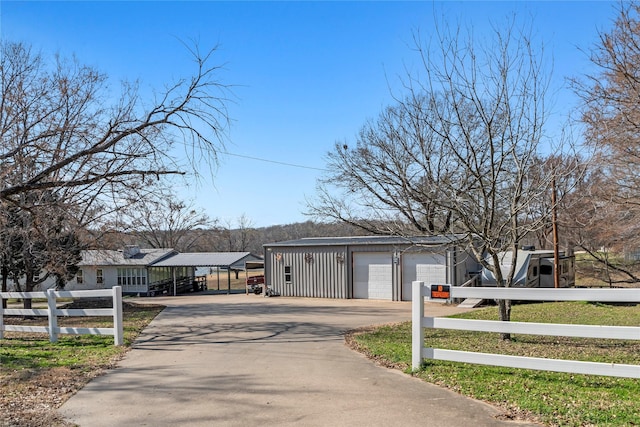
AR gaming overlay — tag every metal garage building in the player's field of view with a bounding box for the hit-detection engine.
[263,235,479,301]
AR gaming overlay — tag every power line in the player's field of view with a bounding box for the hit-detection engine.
[221,151,329,172]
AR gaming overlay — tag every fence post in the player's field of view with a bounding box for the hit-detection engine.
[412,281,425,370]
[113,286,124,346]
[47,289,58,343]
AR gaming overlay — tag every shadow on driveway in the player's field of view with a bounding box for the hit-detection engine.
[59,294,540,427]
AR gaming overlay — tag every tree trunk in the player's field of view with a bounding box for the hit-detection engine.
[23,271,34,313]
[1,266,7,309]
[498,299,512,341]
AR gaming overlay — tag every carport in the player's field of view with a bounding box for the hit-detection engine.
[151,252,263,295]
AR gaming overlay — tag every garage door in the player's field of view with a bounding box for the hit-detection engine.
[401,253,446,301]
[353,252,392,300]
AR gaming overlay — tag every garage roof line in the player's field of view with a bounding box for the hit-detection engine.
[263,234,466,248]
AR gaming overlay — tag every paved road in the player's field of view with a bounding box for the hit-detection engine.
[59,294,539,426]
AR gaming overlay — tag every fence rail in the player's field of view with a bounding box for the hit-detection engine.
[412,282,640,378]
[0,287,123,345]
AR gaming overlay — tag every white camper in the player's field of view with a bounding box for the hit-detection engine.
[481,249,575,288]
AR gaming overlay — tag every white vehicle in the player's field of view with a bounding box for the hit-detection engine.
[481,248,575,288]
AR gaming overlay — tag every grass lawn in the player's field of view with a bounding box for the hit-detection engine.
[574,251,640,287]
[348,301,640,426]
[0,299,164,426]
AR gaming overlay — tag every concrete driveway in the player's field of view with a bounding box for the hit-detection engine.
[59,294,538,426]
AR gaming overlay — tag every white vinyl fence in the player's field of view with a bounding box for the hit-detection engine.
[412,282,640,378]
[0,286,123,345]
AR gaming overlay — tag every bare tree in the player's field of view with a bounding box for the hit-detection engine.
[217,218,236,252]
[571,1,640,284]
[0,192,83,307]
[118,188,216,252]
[0,40,230,292]
[235,213,256,252]
[0,40,229,209]
[575,1,640,204]
[561,167,640,285]
[214,214,256,252]
[310,18,574,334]
[526,154,586,251]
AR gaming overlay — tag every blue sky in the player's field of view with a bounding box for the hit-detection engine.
[1,1,617,228]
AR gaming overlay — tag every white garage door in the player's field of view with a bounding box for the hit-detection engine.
[401,253,446,301]
[353,252,393,300]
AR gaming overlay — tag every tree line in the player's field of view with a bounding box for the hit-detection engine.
[97,219,370,256]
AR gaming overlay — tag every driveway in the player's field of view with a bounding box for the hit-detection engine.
[59,294,538,426]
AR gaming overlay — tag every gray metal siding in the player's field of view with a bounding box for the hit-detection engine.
[266,247,348,298]
[264,240,474,301]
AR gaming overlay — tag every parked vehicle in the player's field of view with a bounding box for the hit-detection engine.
[246,275,265,294]
[481,249,575,288]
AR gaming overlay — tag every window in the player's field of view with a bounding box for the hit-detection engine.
[284,266,292,283]
[540,265,553,275]
[76,269,84,284]
[149,267,171,284]
[97,269,103,284]
[117,268,147,289]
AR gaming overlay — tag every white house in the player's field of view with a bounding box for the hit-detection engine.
[2,245,180,294]
[24,246,262,296]
[63,245,181,294]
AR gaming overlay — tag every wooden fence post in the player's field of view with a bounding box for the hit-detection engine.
[412,281,425,370]
[113,286,124,346]
[47,289,58,343]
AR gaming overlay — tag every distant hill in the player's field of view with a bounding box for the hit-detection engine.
[226,220,373,255]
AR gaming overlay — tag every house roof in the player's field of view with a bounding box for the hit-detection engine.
[79,248,176,267]
[263,234,466,248]
[151,252,263,268]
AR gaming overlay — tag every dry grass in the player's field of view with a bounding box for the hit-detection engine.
[204,269,264,291]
